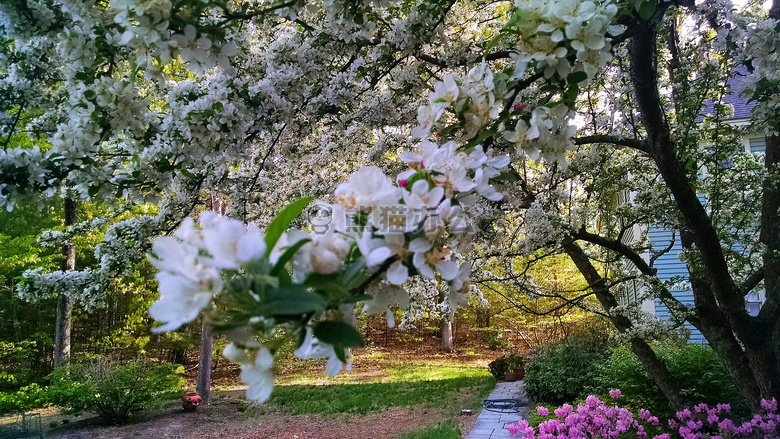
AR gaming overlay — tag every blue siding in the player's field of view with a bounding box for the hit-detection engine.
[647,226,706,344]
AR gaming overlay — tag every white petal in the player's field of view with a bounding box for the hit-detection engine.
[223,343,251,364]
[436,261,459,280]
[325,355,343,376]
[367,247,393,266]
[386,260,409,285]
[409,237,433,253]
[413,253,435,279]
[294,327,314,359]
[236,225,266,262]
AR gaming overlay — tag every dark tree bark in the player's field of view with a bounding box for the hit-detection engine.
[628,15,780,407]
[54,197,77,368]
[196,319,214,404]
[563,240,687,410]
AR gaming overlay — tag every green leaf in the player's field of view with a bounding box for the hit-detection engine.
[87,185,100,197]
[313,321,365,349]
[264,197,314,258]
[270,238,311,276]
[638,1,656,20]
[566,71,588,85]
[496,171,518,182]
[341,259,367,289]
[260,285,327,317]
[304,273,350,302]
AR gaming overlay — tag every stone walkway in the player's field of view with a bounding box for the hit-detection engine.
[464,380,530,439]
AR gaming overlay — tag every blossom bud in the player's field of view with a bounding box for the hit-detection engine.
[399,179,408,187]
[513,103,525,111]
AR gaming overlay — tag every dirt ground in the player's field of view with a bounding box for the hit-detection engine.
[39,389,479,439]
[4,347,498,438]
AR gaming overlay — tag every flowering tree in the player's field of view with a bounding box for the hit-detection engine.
[2,0,779,410]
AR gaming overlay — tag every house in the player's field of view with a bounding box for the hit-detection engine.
[618,68,765,343]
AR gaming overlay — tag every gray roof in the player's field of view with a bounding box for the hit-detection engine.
[697,66,756,122]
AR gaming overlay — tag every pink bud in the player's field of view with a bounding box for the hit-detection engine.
[420,161,425,169]
[399,179,408,187]
[513,103,525,111]
[435,132,441,137]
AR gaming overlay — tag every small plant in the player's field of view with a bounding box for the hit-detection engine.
[488,353,524,380]
[47,360,184,424]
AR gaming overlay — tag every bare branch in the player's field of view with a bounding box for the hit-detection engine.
[739,268,764,297]
[573,135,649,154]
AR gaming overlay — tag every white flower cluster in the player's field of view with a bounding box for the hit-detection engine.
[149,212,266,332]
[412,66,505,141]
[148,141,509,402]
[38,217,113,249]
[0,146,55,212]
[17,267,109,310]
[110,0,237,75]
[508,0,622,80]
[720,10,780,134]
[503,104,577,167]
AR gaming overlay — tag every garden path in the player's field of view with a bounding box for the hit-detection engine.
[464,380,529,439]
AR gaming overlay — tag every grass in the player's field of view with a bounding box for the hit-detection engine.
[264,361,495,437]
[398,419,461,439]
[271,375,495,415]
[269,364,495,415]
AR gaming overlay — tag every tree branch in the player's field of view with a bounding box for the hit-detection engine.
[738,268,764,297]
[573,135,649,154]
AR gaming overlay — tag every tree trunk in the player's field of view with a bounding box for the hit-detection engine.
[196,319,213,404]
[563,240,687,410]
[681,231,763,408]
[441,318,454,353]
[54,197,77,368]
[629,18,780,406]
[196,197,226,405]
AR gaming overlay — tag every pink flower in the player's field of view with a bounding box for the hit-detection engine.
[639,409,651,421]
[609,389,622,399]
[555,404,573,419]
[718,418,736,434]
[586,395,602,408]
[537,406,550,416]
[762,398,778,412]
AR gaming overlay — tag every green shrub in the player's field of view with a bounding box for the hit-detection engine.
[523,341,605,405]
[593,344,748,417]
[0,383,51,414]
[47,361,184,424]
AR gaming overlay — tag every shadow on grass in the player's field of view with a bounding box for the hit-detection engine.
[270,376,496,415]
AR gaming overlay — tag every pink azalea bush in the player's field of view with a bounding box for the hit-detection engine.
[508,390,780,439]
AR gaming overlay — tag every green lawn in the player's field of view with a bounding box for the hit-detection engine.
[267,361,495,437]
